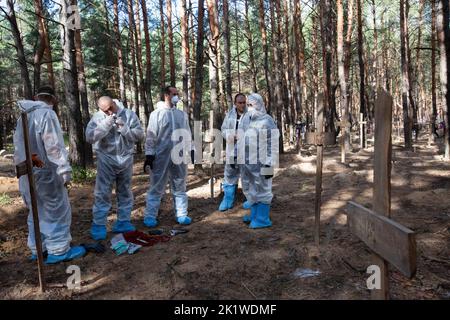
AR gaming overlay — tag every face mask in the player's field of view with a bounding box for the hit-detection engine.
[171,95,180,106]
[248,106,255,112]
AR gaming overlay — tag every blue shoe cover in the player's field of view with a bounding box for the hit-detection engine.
[112,221,136,233]
[242,200,252,210]
[91,224,107,240]
[249,203,272,229]
[30,251,48,261]
[243,203,257,224]
[45,246,86,265]
[144,217,158,228]
[219,184,236,211]
[177,216,192,225]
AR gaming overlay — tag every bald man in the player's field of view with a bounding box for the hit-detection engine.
[86,96,144,240]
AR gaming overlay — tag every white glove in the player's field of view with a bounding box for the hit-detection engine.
[61,172,72,185]
[115,117,125,128]
[104,115,115,127]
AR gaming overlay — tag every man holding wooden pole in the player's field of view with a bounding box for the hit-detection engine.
[13,86,86,265]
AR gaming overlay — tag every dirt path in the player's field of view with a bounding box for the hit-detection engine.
[0,136,449,299]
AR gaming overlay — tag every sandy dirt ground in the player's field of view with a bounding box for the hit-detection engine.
[0,134,449,300]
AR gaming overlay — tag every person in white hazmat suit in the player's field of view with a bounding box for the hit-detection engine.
[241,93,279,229]
[86,96,144,240]
[219,93,252,211]
[13,85,86,264]
[143,86,194,227]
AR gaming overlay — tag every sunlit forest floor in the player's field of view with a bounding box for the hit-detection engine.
[0,133,449,299]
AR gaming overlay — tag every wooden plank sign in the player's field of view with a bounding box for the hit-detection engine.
[305,131,336,146]
[346,201,417,278]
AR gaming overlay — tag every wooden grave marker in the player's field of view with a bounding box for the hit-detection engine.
[345,90,416,299]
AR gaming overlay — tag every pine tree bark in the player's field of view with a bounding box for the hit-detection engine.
[430,0,438,143]
[113,0,127,106]
[357,0,367,147]
[135,2,149,127]
[258,0,272,113]
[141,0,154,121]
[4,0,33,99]
[400,0,413,149]
[167,0,176,86]
[74,0,93,165]
[193,0,205,171]
[222,0,233,110]
[159,0,166,87]
[60,0,86,167]
[244,0,257,93]
[206,0,222,129]
[437,0,450,159]
[181,0,191,116]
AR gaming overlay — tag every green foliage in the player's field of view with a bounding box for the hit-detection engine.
[0,193,13,206]
[72,166,97,184]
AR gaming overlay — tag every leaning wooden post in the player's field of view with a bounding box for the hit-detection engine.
[314,94,324,246]
[371,89,392,299]
[209,110,215,199]
[20,112,46,292]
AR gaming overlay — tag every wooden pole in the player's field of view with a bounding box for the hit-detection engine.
[210,110,214,199]
[371,89,393,300]
[21,112,46,292]
[314,94,324,246]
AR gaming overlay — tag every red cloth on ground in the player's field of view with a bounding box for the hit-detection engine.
[123,230,171,247]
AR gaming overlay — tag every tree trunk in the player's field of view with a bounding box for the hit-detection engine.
[141,0,154,122]
[270,0,284,153]
[244,0,257,93]
[135,2,149,127]
[127,0,139,113]
[113,0,127,106]
[33,0,47,92]
[159,0,166,87]
[181,0,191,116]
[193,0,205,171]
[5,0,33,99]
[60,0,86,167]
[258,0,272,113]
[430,0,438,144]
[74,0,93,166]
[206,0,222,130]
[437,0,450,159]
[167,0,176,86]
[400,0,413,149]
[222,0,233,110]
[320,0,335,135]
[357,0,367,147]
[337,0,351,162]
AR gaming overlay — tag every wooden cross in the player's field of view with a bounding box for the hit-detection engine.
[312,94,335,246]
[15,111,46,293]
[359,112,367,149]
[346,90,416,299]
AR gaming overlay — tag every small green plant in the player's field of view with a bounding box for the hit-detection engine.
[0,193,13,206]
[72,166,97,184]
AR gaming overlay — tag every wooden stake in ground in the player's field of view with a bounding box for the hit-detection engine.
[15,111,46,292]
[209,110,215,199]
[314,94,324,246]
[346,90,416,299]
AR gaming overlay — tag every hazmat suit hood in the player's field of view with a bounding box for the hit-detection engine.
[247,93,266,118]
[17,100,52,113]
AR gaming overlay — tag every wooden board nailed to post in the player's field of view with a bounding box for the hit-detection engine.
[345,90,416,299]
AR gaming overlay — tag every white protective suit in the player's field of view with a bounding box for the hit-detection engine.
[241,94,279,205]
[144,102,193,220]
[13,100,72,255]
[85,100,144,226]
